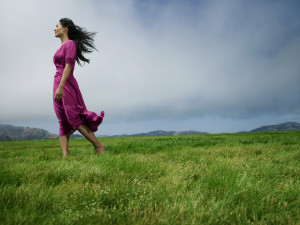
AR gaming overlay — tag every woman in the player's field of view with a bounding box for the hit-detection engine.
[53,18,105,157]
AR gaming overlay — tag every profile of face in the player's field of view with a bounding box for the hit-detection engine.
[54,22,68,38]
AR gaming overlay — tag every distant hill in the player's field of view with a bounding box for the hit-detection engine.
[0,124,59,141]
[249,122,300,132]
[104,122,300,138]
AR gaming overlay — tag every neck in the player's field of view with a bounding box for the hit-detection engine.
[60,34,69,45]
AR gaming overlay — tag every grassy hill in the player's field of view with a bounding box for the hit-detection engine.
[0,131,299,224]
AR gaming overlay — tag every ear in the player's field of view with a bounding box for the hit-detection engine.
[64,27,69,33]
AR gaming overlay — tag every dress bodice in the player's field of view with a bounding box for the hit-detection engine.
[53,40,76,77]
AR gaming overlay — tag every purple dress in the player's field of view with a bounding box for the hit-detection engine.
[53,40,104,136]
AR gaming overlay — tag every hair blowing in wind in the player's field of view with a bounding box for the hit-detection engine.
[59,18,97,66]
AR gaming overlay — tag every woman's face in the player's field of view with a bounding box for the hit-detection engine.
[54,22,67,38]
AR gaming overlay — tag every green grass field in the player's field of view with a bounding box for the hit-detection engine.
[0,131,299,225]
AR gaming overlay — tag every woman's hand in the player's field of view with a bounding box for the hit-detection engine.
[55,64,72,101]
[55,86,64,101]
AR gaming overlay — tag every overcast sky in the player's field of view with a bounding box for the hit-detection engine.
[0,0,300,135]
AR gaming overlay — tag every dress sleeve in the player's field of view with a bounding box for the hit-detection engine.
[65,40,76,65]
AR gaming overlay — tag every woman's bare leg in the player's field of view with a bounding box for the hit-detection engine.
[77,124,105,154]
[59,134,70,158]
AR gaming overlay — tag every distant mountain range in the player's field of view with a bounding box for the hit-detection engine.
[99,130,208,138]
[0,122,299,141]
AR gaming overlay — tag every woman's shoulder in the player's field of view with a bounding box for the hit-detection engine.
[63,40,76,48]
[66,39,76,45]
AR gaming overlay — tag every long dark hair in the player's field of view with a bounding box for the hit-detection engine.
[59,18,97,66]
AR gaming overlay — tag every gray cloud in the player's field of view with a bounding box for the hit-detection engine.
[0,0,299,125]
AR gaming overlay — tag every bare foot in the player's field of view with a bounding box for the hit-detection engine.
[95,142,105,154]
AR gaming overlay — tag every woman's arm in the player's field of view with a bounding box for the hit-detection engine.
[54,63,72,101]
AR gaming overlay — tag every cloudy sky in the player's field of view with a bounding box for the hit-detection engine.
[0,0,300,135]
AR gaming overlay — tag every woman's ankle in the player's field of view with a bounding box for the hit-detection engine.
[95,142,105,154]
[93,141,101,148]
